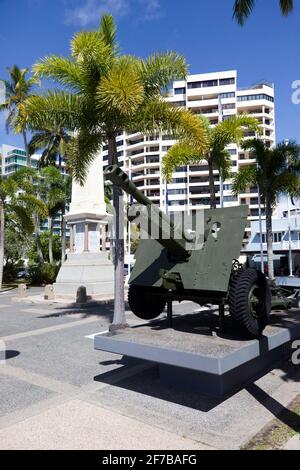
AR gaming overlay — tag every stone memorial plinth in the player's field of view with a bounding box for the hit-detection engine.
[54,153,114,300]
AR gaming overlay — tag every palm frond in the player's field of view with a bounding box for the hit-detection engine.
[99,14,117,50]
[22,91,82,132]
[96,57,144,115]
[7,204,34,234]
[33,56,83,92]
[232,166,258,196]
[17,193,48,219]
[280,0,294,15]
[233,0,255,25]
[162,142,202,182]
[234,0,293,25]
[66,131,103,184]
[140,52,187,95]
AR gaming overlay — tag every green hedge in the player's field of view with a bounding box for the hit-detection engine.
[29,263,60,285]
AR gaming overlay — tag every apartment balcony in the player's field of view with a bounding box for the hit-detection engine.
[129,149,145,158]
[144,171,160,177]
[187,98,219,109]
[127,140,144,149]
[132,174,145,182]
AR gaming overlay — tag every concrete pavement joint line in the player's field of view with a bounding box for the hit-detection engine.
[1,315,100,342]
[0,362,154,432]
[0,365,79,395]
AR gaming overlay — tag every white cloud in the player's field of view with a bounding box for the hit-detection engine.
[64,0,162,26]
[139,0,162,21]
[65,0,130,26]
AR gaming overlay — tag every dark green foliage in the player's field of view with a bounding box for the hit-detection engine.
[28,231,62,265]
[29,262,60,285]
[3,226,32,281]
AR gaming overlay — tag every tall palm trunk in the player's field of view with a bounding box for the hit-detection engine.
[34,213,44,267]
[61,205,67,263]
[208,158,217,209]
[0,201,5,289]
[48,217,53,264]
[108,135,126,330]
[23,130,31,167]
[265,191,274,280]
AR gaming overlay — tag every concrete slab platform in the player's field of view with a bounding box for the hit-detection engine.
[94,309,300,397]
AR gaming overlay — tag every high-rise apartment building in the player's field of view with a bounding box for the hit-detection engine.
[102,70,275,244]
[0,144,40,175]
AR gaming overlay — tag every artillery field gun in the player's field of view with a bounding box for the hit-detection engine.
[105,165,292,338]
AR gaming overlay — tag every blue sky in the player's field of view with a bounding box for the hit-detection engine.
[0,0,299,147]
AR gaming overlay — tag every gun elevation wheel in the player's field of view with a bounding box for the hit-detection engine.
[128,285,167,320]
[229,268,271,337]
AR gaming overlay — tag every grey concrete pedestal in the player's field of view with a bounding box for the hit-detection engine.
[54,252,114,298]
[94,309,300,397]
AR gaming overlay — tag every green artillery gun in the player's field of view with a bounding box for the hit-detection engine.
[104,165,292,337]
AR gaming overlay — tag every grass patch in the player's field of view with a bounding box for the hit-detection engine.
[243,395,300,450]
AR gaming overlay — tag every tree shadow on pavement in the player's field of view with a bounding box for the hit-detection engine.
[37,303,115,320]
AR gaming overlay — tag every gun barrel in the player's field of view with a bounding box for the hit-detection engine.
[104,165,151,206]
[104,165,190,259]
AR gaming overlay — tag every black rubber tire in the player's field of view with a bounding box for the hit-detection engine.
[128,285,167,320]
[229,268,271,337]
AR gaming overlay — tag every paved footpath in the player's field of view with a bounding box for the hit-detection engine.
[0,288,299,450]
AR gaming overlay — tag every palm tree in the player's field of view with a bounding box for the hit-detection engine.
[27,119,72,262]
[163,115,260,208]
[233,0,294,25]
[29,124,71,169]
[11,167,48,268]
[23,14,208,329]
[0,171,47,288]
[0,66,39,166]
[232,139,300,279]
[39,166,67,264]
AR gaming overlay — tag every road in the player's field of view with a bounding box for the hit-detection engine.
[0,287,299,450]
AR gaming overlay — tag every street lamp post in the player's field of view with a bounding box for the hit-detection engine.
[285,139,294,277]
[218,95,224,208]
[257,184,265,273]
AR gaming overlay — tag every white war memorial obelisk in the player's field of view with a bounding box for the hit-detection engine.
[54,152,114,300]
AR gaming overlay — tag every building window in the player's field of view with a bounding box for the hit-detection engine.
[168,200,186,206]
[168,189,187,195]
[174,87,186,95]
[261,233,283,243]
[172,101,186,107]
[222,103,236,110]
[237,94,274,102]
[171,177,187,184]
[219,78,235,86]
[220,92,235,99]
[187,80,218,89]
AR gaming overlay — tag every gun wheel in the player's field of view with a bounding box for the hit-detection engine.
[128,285,167,320]
[229,268,271,337]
